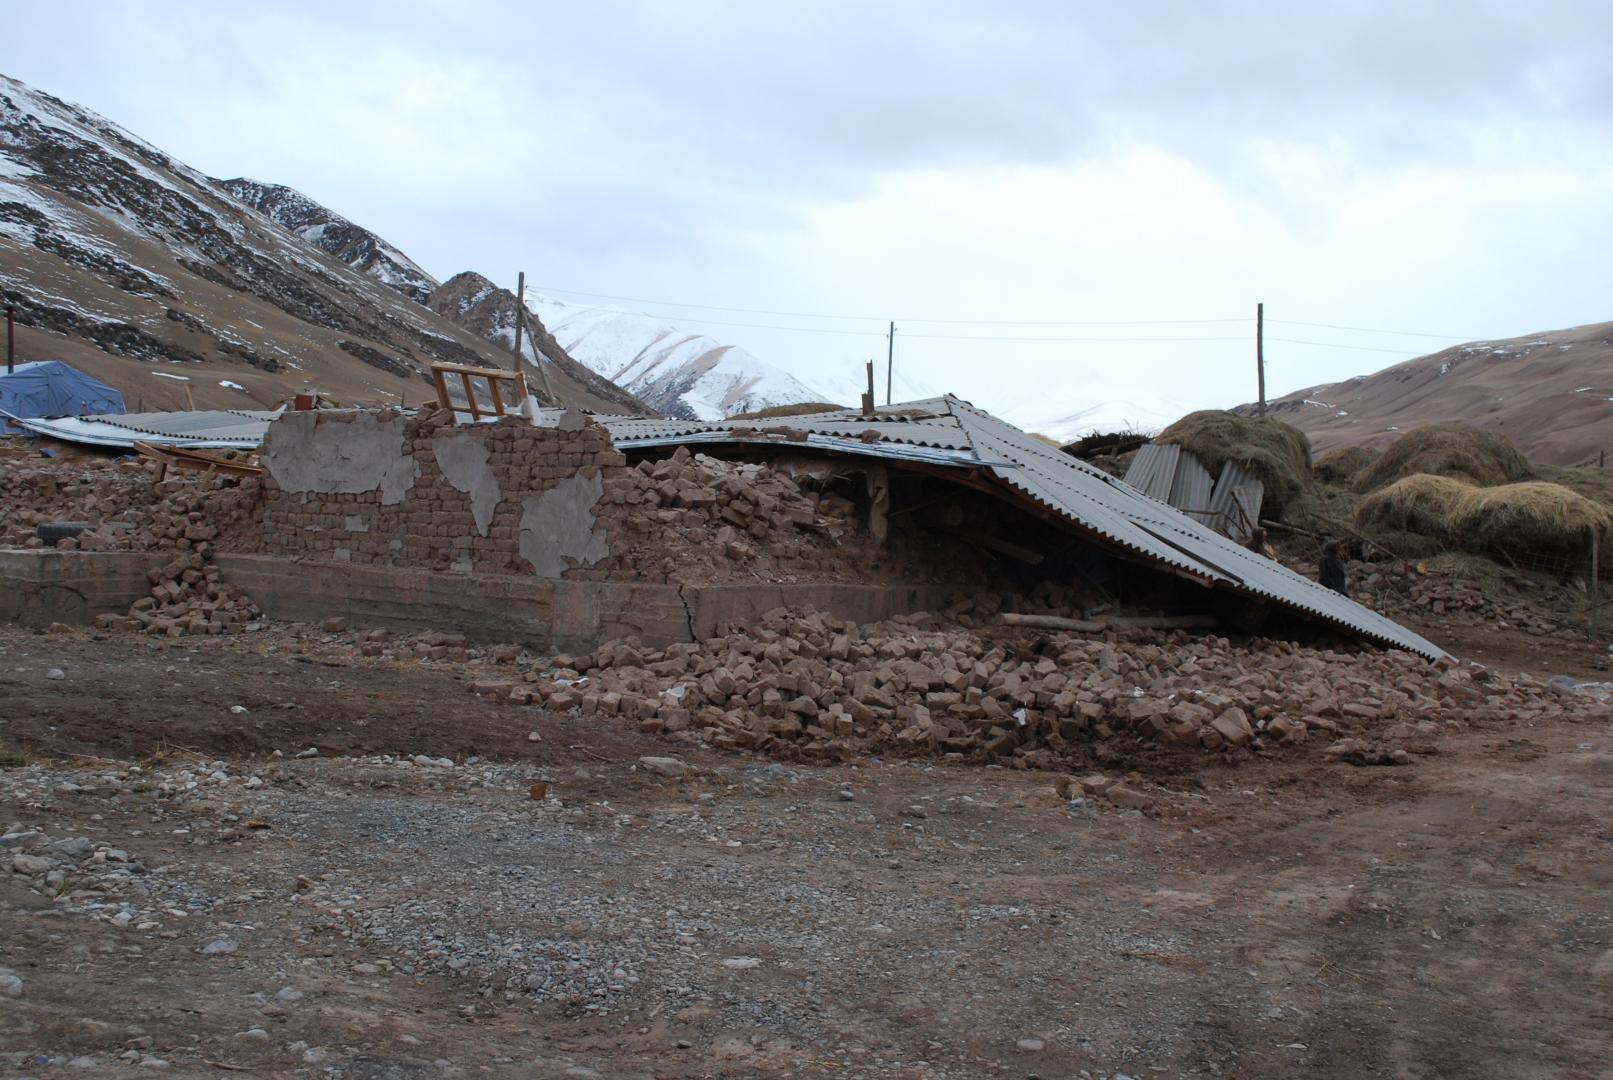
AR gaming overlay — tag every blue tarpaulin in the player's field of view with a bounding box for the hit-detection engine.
[0,361,126,433]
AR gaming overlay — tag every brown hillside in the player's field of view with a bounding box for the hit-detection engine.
[1236,318,1613,466]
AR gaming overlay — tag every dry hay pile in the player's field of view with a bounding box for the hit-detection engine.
[1314,445,1378,486]
[1355,423,1531,493]
[1456,481,1611,554]
[1357,474,1473,538]
[1358,474,1609,556]
[1155,410,1312,515]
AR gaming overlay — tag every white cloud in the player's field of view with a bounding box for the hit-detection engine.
[7,0,1613,432]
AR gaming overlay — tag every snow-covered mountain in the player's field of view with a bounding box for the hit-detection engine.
[219,178,438,304]
[428,273,646,413]
[0,73,638,414]
[527,294,835,420]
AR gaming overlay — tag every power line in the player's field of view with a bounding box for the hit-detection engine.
[530,283,1245,327]
[902,332,1250,344]
[528,287,1465,348]
[1269,319,1471,340]
[1266,337,1419,355]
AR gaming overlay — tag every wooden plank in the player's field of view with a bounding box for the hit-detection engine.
[459,371,480,420]
[1001,613,1106,632]
[488,376,506,416]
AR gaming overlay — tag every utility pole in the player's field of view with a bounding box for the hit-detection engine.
[511,271,526,368]
[1256,302,1266,417]
[6,305,14,374]
[885,321,896,406]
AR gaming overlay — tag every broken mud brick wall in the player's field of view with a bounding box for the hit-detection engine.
[256,408,625,578]
[254,408,1000,586]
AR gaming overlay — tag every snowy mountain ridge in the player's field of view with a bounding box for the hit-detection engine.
[527,294,837,420]
[219,178,439,304]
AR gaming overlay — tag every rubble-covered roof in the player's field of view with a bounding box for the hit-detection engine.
[580,396,1444,658]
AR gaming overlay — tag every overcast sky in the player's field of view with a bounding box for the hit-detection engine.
[11,1,1613,432]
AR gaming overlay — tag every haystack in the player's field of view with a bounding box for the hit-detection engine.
[1451,481,1611,554]
[1356,474,1472,539]
[1355,423,1530,493]
[1357,474,1609,556]
[1314,445,1378,486]
[1154,410,1312,515]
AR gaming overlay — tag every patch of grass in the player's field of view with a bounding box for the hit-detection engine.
[0,745,29,768]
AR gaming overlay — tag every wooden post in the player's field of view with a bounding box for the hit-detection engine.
[184,383,196,412]
[5,305,13,374]
[886,321,895,406]
[512,271,525,366]
[862,360,874,416]
[1591,527,1600,645]
[1256,302,1266,417]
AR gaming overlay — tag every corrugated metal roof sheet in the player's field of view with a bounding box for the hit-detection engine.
[1123,443,1180,502]
[940,397,1438,656]
[1167,451,1215,518]
[1208,461,1263,539]
[581,396,1440,658]
[7,409,281,448]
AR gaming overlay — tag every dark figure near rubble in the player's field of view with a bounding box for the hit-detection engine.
[1244,527,1275,559]
[1318,539,1348,597]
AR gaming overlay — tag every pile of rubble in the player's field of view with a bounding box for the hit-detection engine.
[2,456,266,636]
[95,551,262,637]
[589,448,990,586]
[504,607,1597,767]
[1342,560,1580,639]
[0,459,260,557]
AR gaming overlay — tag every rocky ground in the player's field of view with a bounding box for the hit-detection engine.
[2,623,1611,1079]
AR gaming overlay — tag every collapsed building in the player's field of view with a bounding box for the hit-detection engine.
[45,387,1609,766]
[7,390,1438,657]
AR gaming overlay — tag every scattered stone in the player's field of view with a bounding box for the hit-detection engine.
[46,668,66,680]
[639,756,690,778]
[201,938,239,956]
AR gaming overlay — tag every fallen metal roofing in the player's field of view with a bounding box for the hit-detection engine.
[562,397,1443,658]
[6,409,280,448]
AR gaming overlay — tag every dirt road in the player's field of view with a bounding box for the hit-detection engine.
[2,626,1610,1078]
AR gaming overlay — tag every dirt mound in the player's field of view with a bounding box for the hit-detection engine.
[1355,422,1532,493]
[1155,410,1312,515]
